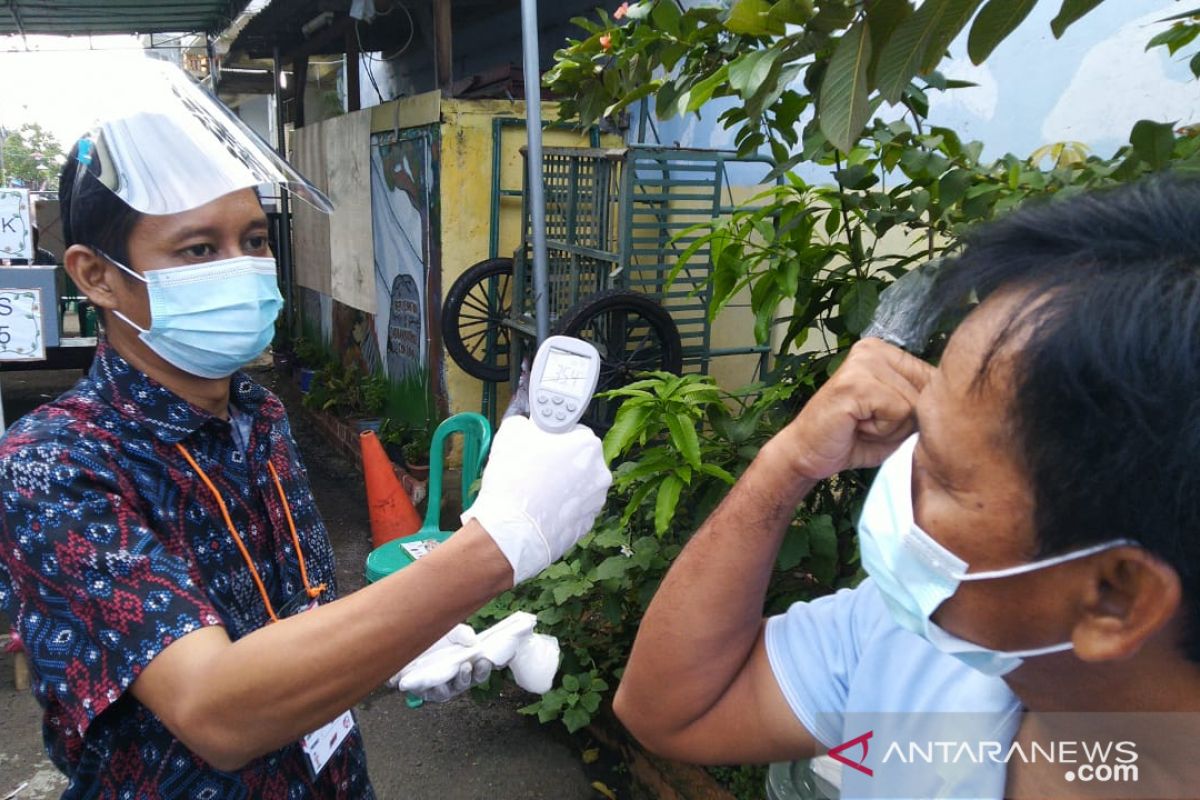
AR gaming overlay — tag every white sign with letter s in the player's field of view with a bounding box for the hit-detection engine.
[0,288,44,360]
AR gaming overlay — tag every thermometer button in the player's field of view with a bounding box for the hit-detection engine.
[566,401,577,412]
[540,406,553,417]
[552,395,564,405]
[555,411,567,421]
[537,393,549,405]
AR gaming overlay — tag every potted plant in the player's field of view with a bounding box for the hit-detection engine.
[401,426,433,481]
[377,417,409,467]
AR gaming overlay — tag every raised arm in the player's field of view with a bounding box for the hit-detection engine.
[613,339,932,764]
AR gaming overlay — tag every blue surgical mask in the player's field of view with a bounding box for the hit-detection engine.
[104,251,284,379]
[858,434,1135,677]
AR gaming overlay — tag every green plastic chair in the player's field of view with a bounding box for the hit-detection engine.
[364,412,493,583]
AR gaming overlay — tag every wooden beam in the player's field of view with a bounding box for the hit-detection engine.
[345,25,361,111]
[286,15,355,61]
[292,55,309,128]
[434,0,452,93]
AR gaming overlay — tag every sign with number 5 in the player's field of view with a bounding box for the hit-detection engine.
[0,288,44,361]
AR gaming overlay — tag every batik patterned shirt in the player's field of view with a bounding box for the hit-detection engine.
[0,342,375,799]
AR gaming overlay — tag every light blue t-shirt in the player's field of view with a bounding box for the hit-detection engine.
[765,579,1022,799]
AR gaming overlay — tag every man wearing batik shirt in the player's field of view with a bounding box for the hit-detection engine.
[0,60,612,799]
[1,341,374,796]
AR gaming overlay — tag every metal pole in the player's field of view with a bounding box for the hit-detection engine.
[520,0,550,343]
[206,35,219,91]
[273,45,296,342]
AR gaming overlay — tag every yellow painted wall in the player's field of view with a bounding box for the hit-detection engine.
[436,99,617,417]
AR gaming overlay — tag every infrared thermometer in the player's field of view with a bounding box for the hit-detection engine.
[528,335,601,432]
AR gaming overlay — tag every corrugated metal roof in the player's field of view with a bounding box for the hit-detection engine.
[0,1,252,36]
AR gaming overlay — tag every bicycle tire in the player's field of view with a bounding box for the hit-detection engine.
[441,258,514,382]
[555,289,683,428]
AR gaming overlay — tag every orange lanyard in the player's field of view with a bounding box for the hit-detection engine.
[175,443,327,623]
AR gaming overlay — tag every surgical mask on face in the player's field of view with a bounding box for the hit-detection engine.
[102,251,284,379]
[858,434,1135,677]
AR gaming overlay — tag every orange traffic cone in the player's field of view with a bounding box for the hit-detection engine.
[361,430,422,547]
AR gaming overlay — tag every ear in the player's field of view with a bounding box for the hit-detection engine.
[1072,547,1182,662]
[64,244,121,311]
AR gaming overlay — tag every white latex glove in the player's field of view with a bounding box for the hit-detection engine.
[463,415,612,584]
[388,624,494,704]
[508,633,560,694]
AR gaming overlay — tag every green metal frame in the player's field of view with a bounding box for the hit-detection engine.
[506,145,778,379]
[478,119,602,424]
[0,0,250,35]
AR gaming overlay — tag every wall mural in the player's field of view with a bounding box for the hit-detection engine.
[370,125,438,423]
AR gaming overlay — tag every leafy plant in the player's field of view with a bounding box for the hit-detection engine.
[302,361,390,419]
[377,417,408,447]
[292,333,328,369]
[495,0,1200,742]
[363,372,389,417]
[708,765,770,800]
[545,0,1121,156]
[525,672,610,734]
[401,425,435,467]
[474,375,862,732]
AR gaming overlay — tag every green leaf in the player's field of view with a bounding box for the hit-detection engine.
[603,402,654,463]
[664,413,702,469]
[866,0,914,82]
[728,48,783,98]
[819,20,873,154]
[768,0,814,26]
[937,168,973,210]
[562,673,581,692]
[651,0,682,35]
[594,555,632,581]
[726,0,785,36]
[1145,23,1200,55]
[839,281,879,336]
[876,0,984,105]
[776,524,810,570]
[591,523,628,549]
[620,481,657,526]
[1130,119,1176,168]
[1050,0,1106,39]
[697,463,737,485]
[654,474,685,535]
[552,578,593,605]
[563,707,592,734]
[967,0,1036,64]
[806,514,839,584]
[684,65,731,113]
[1192,51,1200,79]
[807,2,855,34]
[604,81,661,119]
[541,688,567,713]
[1156,7,1200,24]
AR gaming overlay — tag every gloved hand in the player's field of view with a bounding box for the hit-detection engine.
[388,624,494,704]
[463,415,612,584]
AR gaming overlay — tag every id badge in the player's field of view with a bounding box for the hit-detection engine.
[280,593,357,776]
[302,709,356,776]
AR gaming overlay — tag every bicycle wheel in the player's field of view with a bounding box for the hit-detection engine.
[441,258,514,382]
[555,289,683,428]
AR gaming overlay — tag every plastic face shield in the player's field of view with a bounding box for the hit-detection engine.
[68,58,332,222]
